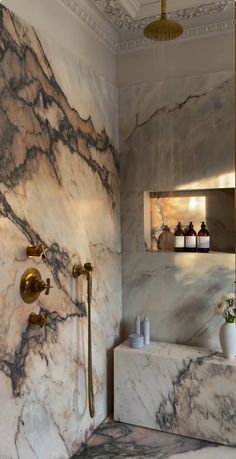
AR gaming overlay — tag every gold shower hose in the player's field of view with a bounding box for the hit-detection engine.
[73,262,95,418]
[87,267,95,418]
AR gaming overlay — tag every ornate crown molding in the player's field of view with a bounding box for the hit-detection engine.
[58,0,119,52]
[118,18,235,53]
[58,0,235,55]
[94,0,235,32]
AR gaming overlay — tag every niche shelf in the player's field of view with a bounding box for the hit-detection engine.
[144,188,235,254]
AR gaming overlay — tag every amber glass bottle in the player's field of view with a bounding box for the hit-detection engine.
[174,222,185,252]
[157,225,174,251]
[197,222,210,253]
[185,222,197,252]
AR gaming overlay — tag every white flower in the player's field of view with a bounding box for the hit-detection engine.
[226,293,235,300]
[214,300,228,315]
[213,293,236,318]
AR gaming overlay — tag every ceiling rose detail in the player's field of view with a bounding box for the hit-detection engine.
[94,0,234,31]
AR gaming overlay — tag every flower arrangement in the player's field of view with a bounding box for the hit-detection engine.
[214,293,236,323]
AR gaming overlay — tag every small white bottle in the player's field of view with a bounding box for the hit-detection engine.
[134,316,141,335]
[143,317,150,345]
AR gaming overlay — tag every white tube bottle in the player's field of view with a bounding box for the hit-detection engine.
[134,316,141,335]
[143,317,150,345]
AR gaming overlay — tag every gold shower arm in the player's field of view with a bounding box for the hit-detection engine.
[161,0,167,16]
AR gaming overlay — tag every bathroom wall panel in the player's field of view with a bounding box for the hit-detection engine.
[120,71,234,192]
[120,69,235,347]
[0,5,121,459]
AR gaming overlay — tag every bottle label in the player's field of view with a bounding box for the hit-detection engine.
[185,236,196,248]
[197,236,210,249]
[174,236,184,248]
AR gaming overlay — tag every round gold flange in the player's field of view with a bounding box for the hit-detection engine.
[20,268,42,304]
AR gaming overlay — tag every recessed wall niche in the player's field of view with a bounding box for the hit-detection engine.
[144,189,235,254]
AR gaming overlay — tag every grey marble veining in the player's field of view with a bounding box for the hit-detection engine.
[71,418,236,458]
[120,71,234,192]
[114,342,236,447]
[0,5,121,459]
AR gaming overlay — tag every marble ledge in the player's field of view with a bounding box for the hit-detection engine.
[114,341,236,447]
[115,340,236,365]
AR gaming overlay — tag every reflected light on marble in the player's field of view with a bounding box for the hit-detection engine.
[188,196,205,212]
[175,172,235,190]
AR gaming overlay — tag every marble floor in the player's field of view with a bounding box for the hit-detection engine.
[71,419,236,459]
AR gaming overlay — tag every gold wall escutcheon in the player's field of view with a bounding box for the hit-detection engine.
[20,268,53,304]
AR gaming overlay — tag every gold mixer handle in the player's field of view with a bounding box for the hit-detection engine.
[26,244,48,259]
[41,245,48,259]
[45,278,53,295]
[28,312,48,328]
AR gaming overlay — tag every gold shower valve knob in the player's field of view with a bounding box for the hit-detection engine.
[26,244,47,259]
[20,268,53,304]
[28,312,48,328]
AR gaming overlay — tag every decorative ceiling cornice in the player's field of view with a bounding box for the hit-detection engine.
[94,0,235,32]
[58,0,119,52]
[118,18,235,53]
[58,0,235,54]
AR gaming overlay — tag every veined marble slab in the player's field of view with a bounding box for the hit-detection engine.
[0,5,121,459]
[72,418,236,459]
[119,69,235,352]
[114,341,236,446]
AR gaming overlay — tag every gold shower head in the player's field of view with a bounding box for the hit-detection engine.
[143,0,183,41]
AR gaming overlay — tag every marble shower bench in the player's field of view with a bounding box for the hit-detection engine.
[114,341,236,446]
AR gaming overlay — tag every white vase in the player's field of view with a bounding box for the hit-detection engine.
[219,322,236,359]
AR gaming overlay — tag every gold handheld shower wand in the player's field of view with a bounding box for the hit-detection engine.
[73,262,95,418]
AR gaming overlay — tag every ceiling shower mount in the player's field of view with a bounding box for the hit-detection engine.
[143,0,183,41]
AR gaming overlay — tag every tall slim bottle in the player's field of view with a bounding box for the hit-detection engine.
[174,222,185,252]
[185,222,197,252]
[197,222,210,253]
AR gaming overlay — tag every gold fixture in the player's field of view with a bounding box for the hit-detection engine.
[26,244,47,259]
[28,312,48,328]
[73,262,95,418]
[20,268,53,304]
[143,0,183,41]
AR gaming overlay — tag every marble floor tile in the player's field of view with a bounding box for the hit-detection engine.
[71,419,236,458]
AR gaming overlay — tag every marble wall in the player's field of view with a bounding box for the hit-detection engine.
[120,69,235,349]
[0,5,121,459]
